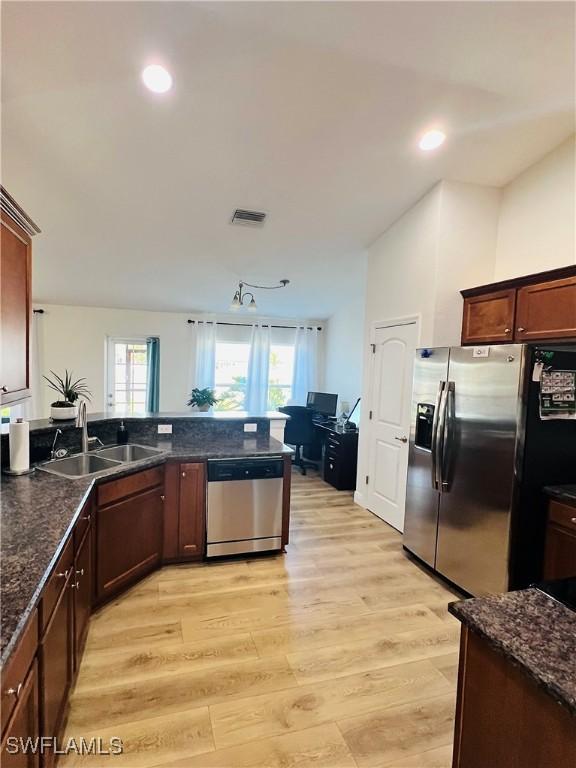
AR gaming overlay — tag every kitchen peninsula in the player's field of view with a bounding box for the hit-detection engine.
[1,412,292,765]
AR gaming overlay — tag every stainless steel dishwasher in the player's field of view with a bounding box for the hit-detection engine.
[206,457,284,557]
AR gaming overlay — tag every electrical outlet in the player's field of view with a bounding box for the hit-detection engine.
[244,423,257,433]
[157,424,173,434]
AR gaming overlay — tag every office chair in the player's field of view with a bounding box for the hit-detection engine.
[279,406,319,475]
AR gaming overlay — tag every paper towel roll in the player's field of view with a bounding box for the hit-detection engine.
[9,418,30,473]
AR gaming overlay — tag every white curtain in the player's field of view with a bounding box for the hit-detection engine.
[193,321,216,389]
[245,324,271,413]
[291,326,319,405]
[23,310,45,419]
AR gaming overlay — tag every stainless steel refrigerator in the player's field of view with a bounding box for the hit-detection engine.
[404,344,576,597]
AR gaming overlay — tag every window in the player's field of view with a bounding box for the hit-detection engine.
[214,341,250,411]
[268,344,294,409]
[107,338,149,414]
[213,340,295,411]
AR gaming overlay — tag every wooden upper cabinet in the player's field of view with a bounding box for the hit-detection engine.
[462,289,516,345]
[516,276,576,341]
[0,189,40,405]
[178,462,206,560]
[461,266,576,345]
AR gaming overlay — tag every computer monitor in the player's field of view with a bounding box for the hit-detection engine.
[306,391,338,417]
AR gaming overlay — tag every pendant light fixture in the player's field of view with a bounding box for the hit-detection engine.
[229,279,289,312]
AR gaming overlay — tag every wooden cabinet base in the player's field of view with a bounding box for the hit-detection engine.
[453,627,576,768]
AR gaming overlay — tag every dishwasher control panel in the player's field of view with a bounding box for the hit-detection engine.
[207,457,284,482]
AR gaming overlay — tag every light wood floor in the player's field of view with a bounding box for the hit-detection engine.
[62,470,461,768]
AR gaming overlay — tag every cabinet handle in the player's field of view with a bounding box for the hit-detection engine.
[517,327,525,332]
[160,495,165,502]
[6,683,23,698]
[181,472,186,478]
[70,581,80,590]
[81,515,90,521]
[75,568,84,577]
[56,569,70,579]
[571,517,576,525]
[504,328,511,333]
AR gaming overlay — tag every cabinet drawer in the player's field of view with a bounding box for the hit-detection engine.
[73,498,93,551]
[1,610,38,734]
[40,538,73,634]
[97,466,164,507]
[548,500,576,531]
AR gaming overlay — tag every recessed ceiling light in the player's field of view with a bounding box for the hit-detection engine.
[419,129,446,151]
[141,64,172,94]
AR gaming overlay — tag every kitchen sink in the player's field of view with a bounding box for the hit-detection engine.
[38,453,122,479]
[95,444,163,462]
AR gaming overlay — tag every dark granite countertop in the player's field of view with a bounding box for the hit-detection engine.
[6,410,288,436]
[544,485,576,504]
[1,434,292,665]
[449,589,576,715]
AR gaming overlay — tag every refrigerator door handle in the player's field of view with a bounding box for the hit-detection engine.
[430,381,445,490]
[436,383,449,490]
[440,382,455,492]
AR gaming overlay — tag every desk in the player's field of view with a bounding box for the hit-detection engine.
[313,423,359,491]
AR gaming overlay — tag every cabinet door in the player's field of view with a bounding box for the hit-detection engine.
[0,215,31,403]
[461,289,516,345]
[178,463,206,560]
[96,487,163,602]
[0,660,40,768]
[543,524,576,580]
[72,526,92,672]
[40,573,72,754]
[516,276,576,341]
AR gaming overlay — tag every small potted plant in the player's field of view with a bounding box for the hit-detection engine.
[187,387,218,412]
[44,370,92,421]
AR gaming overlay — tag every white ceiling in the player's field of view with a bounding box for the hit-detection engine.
[2,1,574,319]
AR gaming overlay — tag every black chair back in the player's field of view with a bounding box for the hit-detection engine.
[279,406,315,446]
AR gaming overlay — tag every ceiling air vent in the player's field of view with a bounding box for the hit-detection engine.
[231,209,267,226]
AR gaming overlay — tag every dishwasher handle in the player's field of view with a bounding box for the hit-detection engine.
[207,457,284,482]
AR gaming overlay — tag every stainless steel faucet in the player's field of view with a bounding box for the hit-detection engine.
[75,402,104,453]
[76,401,89,453]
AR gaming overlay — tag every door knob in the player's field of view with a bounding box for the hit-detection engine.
[395,436,408,443]
[1,386,7,393]
[517,327,525,332]
[504,328,511,334]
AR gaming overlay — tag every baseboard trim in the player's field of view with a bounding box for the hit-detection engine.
[354,490,367,509]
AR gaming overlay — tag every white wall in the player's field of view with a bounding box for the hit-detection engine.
[495,136,576,280]
[35,304,324,417]
[356,134,575,513]
[324,254,367,414]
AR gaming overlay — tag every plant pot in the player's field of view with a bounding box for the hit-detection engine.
[51,404,78,420]
[197,404,211,412]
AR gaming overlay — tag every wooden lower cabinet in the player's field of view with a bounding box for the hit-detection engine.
[0,660,40,768]
[543,499,576,580]
[162,461,206,562]
[39,571,73,767]
[96,485,163,603]
[72,526,92,672]
[178,463,206,559]
[453,627,575,768]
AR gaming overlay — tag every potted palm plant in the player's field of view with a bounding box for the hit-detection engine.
[187,387,218,412]
[44,370,92,421]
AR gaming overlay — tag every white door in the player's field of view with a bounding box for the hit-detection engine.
[366,322,417,532]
